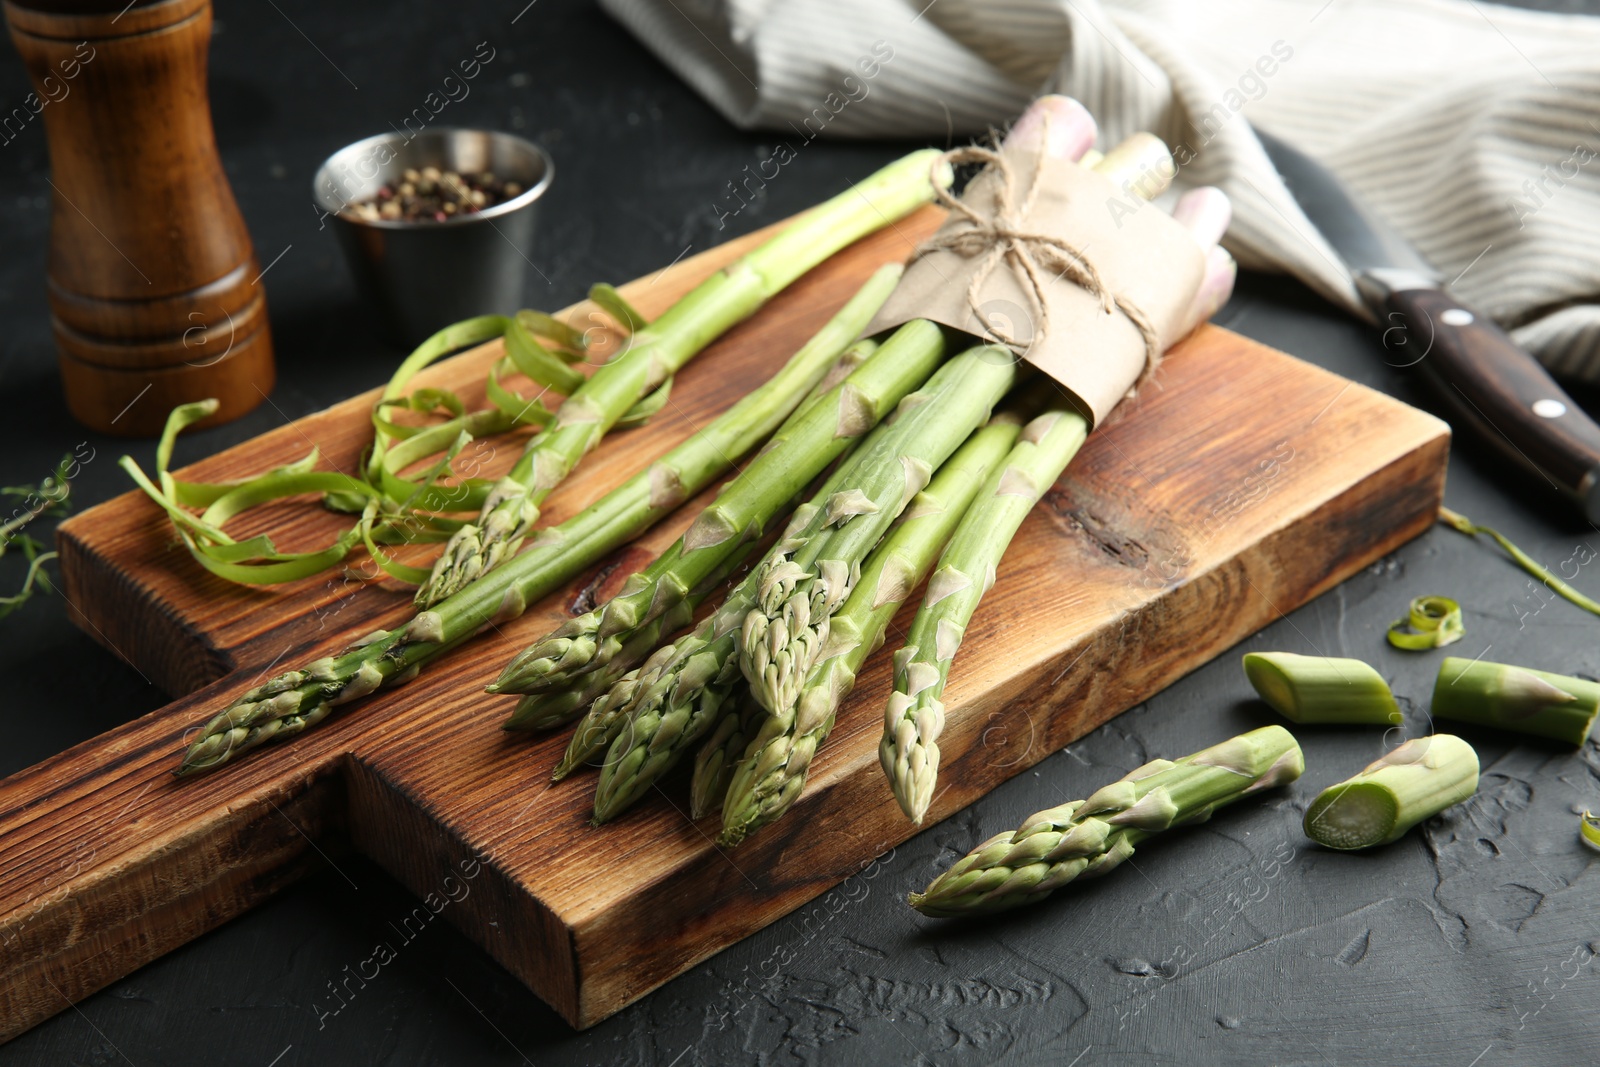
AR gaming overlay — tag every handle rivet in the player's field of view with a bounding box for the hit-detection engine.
[1441,308,1474,326]
[1533,398,1567,419]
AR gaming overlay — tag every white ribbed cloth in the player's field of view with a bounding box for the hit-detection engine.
[601,0,1600,381]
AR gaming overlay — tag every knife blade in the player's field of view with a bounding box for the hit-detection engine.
[1256,126,1600,523]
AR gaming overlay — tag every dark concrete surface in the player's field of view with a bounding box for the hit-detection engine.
[2,1,1598,1063]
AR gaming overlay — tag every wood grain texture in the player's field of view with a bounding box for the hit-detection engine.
[5,206,1450,1039]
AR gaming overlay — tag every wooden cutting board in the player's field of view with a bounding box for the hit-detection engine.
[2,205,1449,1039]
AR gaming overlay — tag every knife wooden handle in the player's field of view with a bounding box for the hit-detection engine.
[1386,287,1600,522]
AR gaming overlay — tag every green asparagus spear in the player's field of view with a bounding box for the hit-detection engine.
[881,404,1088,824]
[495,318,947,709]
[416,150,951,606]
[592,347,1020,825]
[504,541,752,731]
[1242,652,1402,726]
[712,410,1025,844]
[690,694,766,819]
[1430,657,1600,746]
[1302,734,1479,850]
[910,726,1304,916]
[176,277,918,775]
[489,277,895,698]
[737,345,1021,717]
[544,323,949,777]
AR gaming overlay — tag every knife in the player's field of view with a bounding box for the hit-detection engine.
[1256,126,1600,523]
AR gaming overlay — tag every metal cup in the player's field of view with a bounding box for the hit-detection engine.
[313,128,554,348]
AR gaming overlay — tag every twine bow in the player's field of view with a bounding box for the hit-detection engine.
[913,142,1164,387]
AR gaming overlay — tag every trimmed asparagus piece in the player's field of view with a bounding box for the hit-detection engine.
[415,149,952,607]
[910,726,1305,916]
[1302,734,1479,850]
[177,282,914,776]
[1431,657,1600,746]
[591,348,1022,824]
[880,404,1088,824]
[716,410,1025,844]
[738,344,1021,717]
[1242,651,1402,726]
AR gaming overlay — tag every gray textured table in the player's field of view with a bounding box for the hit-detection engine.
[2,1,1597,1063]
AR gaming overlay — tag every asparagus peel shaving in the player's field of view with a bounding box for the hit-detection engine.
[121,312,656,587]
[1430,656,1600,746]
[881,403,1089,824]
[121,401,391,586]
[1581,810,1600,853]
[1242,651,1402,726]
[1386,595,1464,650]
[910,726,1304,917]
[1302,734,1478,851]
[709,409,1025,841]
[416,149,955,607]
[174,269,910,775]
[1438,506,1600,619]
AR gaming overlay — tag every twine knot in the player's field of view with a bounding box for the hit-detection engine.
[913,141,1163,387]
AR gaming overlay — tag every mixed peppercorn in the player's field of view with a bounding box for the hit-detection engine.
[344,166,526,223]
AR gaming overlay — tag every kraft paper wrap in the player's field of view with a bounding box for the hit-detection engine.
[867,149,1206,428]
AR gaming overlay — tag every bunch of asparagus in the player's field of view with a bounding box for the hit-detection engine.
[178,95,1242,870]
[497,95,1242,848]
[412,149,951,607]
[176,151,950,774]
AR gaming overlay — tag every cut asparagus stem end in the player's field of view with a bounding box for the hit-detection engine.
[1302,733,1479,851]
[1242,651,1401,726]
[1302,782,1399,851]
[1430,656,1600,747]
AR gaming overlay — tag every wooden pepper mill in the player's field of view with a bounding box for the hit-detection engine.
[5,0,273,436]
